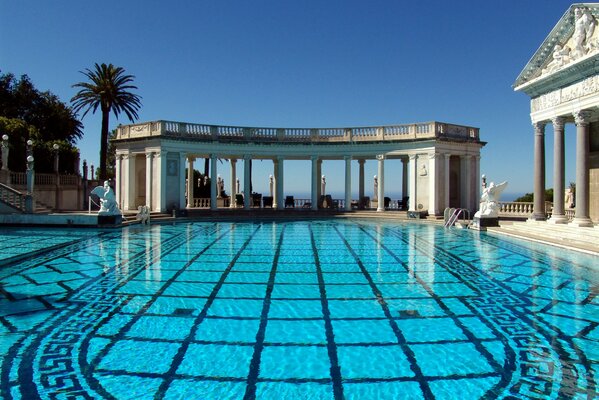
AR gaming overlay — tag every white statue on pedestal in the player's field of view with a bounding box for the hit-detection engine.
[373,175,378,200]
[474,181,508,219]
[321,175,326,195]
[91,180,121,216]
[269,175,274,197]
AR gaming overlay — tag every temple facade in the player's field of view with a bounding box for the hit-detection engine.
[112,120,484,215]
[514,3,599,226]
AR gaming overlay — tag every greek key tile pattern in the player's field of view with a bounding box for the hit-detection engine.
[0,221,596,399]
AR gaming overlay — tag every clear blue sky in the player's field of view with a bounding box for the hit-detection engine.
[0,0,577,200]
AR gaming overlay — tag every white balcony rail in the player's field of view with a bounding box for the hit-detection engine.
[116,121,480,144]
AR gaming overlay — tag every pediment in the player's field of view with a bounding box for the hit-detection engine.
[514,3,599,95]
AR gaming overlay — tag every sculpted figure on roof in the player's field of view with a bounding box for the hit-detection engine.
[571,7,596,60]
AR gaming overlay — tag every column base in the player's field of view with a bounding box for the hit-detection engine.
[547,214,568,224]
[470,216,499,231]
[569,217,595,228]
[529,213,547,222]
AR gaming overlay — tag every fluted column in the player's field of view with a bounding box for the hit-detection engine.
[210,154,217,211]
[316,159,322,199]
[571,111,593,227]
[443,154,451,209]
[408,154,417,211]
[358,159,365,201]
[157,152,167,212]
[344,156,352,211]
[230,159,237,208]
[311,156,318,210]
[460,155,472,212]
[244,155,251,210]
[276,156,284,210]
[531,121,546,221]
[376,154,385,212]
[428,153,439,216]
[186,156,195,208]
[549,117,568,224]
[115,154,123,209]
[145,152,154,210]
[273,158,279,209]
[401,157,409,201]
[179,153,187,210]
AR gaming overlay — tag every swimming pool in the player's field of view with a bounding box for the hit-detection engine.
[0,220,596,399]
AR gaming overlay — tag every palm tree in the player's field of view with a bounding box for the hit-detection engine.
[71,63,141,180]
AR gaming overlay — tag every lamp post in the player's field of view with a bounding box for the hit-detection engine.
[53,143,60,173]
[0,134,8,185]
[25,155,34,213]
[53,143,60,210]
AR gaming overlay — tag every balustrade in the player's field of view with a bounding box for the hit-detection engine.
[117,120,479,144]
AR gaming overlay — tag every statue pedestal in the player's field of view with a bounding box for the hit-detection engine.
[98,214,123,226]
[470,216,499,231]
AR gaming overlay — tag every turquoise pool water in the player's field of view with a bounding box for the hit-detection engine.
[0,220,597,399]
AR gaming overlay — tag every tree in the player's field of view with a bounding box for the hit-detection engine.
[71,63,141,180]
[0,72,83,172]
[514,188,554,202]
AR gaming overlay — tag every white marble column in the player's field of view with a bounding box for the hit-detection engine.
[273,158,279,209]
[408,154,417,211]
[401,157,408,201]
[376,154,385,212]
[316,159,322,199]
[210,154,217,211]
[358,159,365,201]
[146,152,154,210]
[344,156,352,211]
[531,122,546,221]
[179,153,187,210]
[311,156,318,210]
[428,153,439,216]
[473,155,481,212]
[460,155,472,212]
[443,153,451,210]
[244,155,251,210]
[115,154,123,209]
[549,117,568,224]
[276,156,284,210]
[186,156,195,208]
[126,154,136,211]
[571,111,593,227]
[157,152,167,212]
[230,159,237,208]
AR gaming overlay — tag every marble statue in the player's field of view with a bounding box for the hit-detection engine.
[217,175,225,197]
[474,181,508,219]
[321,175,326,195]
[565,188,575,208]
[269,175,273,197]
[136,205,150,225]
[542,44,571,74]
[572,7,596,60]
[236,178,240,194]
[373,175,378,200]
[91,181,120,215]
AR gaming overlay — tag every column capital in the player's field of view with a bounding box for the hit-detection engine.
[276,155,284,162]
[376,154,385,161]
[409,154,417,161]
[358,158,366,165]
[533,121,546,134]
[211,153,218,160]
[344,155,352,161]
[230,158,237,165]
[429,153,441,160]
[551,116,565,130]
[573,110,592,126]
[311,155,319,162]
[243,154,252,161]
[145,152,155,159]
[186,155,196,162]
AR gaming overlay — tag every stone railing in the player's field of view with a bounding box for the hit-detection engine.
[0,183,26,211]
[499,202,534,218]
[116,120,480,144]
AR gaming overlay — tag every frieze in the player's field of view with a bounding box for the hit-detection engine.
[531,75,599,112]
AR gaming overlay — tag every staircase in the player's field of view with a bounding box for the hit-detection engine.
[0,183,53,213]
[490,220,599,254]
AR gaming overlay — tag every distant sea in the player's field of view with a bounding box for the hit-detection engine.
[288,192,528,202]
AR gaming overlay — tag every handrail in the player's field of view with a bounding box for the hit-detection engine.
[444,207,470,228]
[0,183,26,212]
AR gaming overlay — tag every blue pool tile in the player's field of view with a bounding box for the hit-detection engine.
[410,342,494,377]
[164,379,247,400]
[217,283,268,298]
[116,280,165,296]
[327,299,386,319]
[126,315,195,341]
[173,270,224,282]
[259,345,330,379]
[343,380,423,400]
[96,373,162,400]
[96,313,134,336]
[269,299,324,318]
[195,318,260,343]
[162,282,216,297]
[225,272,271,283]
[458,317,498,340]
[331,319,397,344]
[255,381,334,400]
[275,272,319,284]
[276,263,317,272]
[270,284,321,299]
[86,337,110,364]
[428,282,477,297]
[396,317,467,343]
[99,340,181,374]
[264,319,326,344]
[322,272,368,284]
[428,376,500,400]
[177,343,254,378]
[377,283,432,298]
[207,299,265,318]
[187,260,231,271]
[440,298,473,316]
[325,284,376,299]
[482,340,507,366]
[386,298,447,318]
[337,344,414,379]
[146,296,207,316]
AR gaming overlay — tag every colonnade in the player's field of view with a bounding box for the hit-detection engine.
[532,110,594,227]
